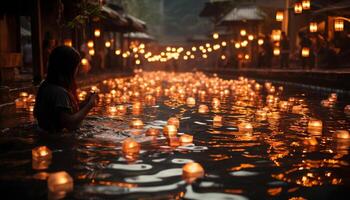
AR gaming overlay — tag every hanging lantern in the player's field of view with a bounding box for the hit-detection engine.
[302,0,311,10]
[271,29,281,41]
[276,11,284,22]
[105,41,111,48]
[309,22,318,32]
[87,40,94,48]
[302,47,310,57]
[88,49,95,56]
[334,19,344,32]
[94,29,101,37]
[81,58,88,66]
[294,2,303,14]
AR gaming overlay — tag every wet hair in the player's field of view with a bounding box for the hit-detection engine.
[46,46,81,102]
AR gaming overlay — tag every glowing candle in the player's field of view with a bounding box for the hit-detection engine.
[307,119,323,135]
[182,162,204,183]
[129,119,144,129]
[163,125,177,137]
[198,104,209,114]
[180,134,193,144]
[333,130,350,139]
[122,138,140,154]
[186,97,196,107]
[32,146,52,161]
[167,117,180,128]
[47,171,73,193]
[146,128,160,137]
[238,122,253,133]
[168,137,181,147]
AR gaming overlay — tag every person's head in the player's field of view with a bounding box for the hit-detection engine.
[46,46,81,96]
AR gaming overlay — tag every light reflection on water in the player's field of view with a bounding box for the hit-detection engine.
[0,71,349,199]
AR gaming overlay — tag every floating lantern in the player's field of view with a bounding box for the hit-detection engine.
[303,137,318,146]
[63,39,72,47]
[221,41,227,46]
[105,41,111,48]
[87,40,94,48]
[333,130,350,139]
[180,134,193,144]
[182,162,204,183]
[240,29,247,36]
[213,115,223,127]
[168,137,181,147]
[256,109,267,120]
[302,47,310,57]
[167,117,180,128]
[294,2,303,14]
[88,49,95,56]
[47,171,73,193]
[94,29,101,37]
[212,32,219,39]
[238,122,253,133]
[163,125,177,137]
[276,11,284,22]
[211,98,221,109]
[122,138,141,155]
[309,22,318,32]
[302,0,311,10]
[307,119,323,135]
[32,146,52,161]
[146,128,160,137]
[273,48,280,56]
[198,104,209,114]
[186,97,196,107]
[334,19,344,31]
[129,118,144,129]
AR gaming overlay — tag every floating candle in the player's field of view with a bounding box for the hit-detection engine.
[238,122,253,133]
[186,97,196,107]
[146,128,160,136]
[180,134,193,144]
[168,137,181,147]
[333,130,350,139]
[122,138,141,154]
[163,125,177,137]
[182,162,204,183]
[167,117,180,128]
[198,104,209,114]
[255,109,267,120]
[47,171,73,193]
[129,119,144,129]
[32,146,52,161]
[303,137,318,146]
[307,119,323,135]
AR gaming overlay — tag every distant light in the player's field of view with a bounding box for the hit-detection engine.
[94,29,101,37]
[220,55,226,60]
[302,0,311,10]
[294,2,303,14]
[115,49,121,55]
[309,22,318,33]
[205,43,210,48]
[240,29,247,36]
[87,40,94,48]
[81,58,88,65]
[221,41,227,46]
[213,32,219,39]
[88,49,95,56]
[166,46,171,51]
[63,39,72,47]
[135,59,141,65]
[192,47,197,51]
[202,54,207,59]
[244,54,250,60]
[334,19,344,31]
[235,43,241,49]
[258,39,264,46]
[302,47,310,57]
[105,41,111,48]
[248,35,254,41]
[241,40,248,47]
[273,48,280,56]
[276,11,284,22]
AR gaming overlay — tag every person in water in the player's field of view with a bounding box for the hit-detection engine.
[34,46,97,132]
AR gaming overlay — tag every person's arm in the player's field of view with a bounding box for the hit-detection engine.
[60,93,97,130]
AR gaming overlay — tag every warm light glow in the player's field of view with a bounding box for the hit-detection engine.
[198,104,209,114]
[221,41,227,46]
[294,2,303,14]
[307,119,323,135]
[333,130,350,139]
[276,11,284,22]
[182,162,204,182]
[244,54,250,60]
[146,128,160,136]
[81,58,88,65]
[302,47,310,57]
[168,117,180,128]
[129,118,144,129]
[248,35,254,41]
[302,0,311,10]
[186,97,196,106]
[135,59,141,65]
[271,30,281,41]
[63,39,72,47]
[258,39,264,45]
[334,19,344,31]
[221,55,226,60]
[213,32,219,39]
[192,47,197,51]
[87,40,94,48]
[47,171,73,193]
[115,49,121,55]
[240,29,247,36]
[235,43,241,49]
[309,22,318,32]
[212,98,221,109]
[89,49,95,56]
[273,48,280,56]
[163,125,177,137]
[94,29,101,37]
[32,146,52,160]
[105,41,111,48]
[180,134,193,144]
[238,122,253,133]
[122,138,141,154]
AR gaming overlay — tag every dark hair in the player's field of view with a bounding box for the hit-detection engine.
[46,46,81,102]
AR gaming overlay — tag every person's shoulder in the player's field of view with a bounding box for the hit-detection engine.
[39,81,69,96]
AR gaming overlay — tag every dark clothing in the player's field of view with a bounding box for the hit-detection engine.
[280,38,290,68]
[34,81,75,132]
[262,40,273,67]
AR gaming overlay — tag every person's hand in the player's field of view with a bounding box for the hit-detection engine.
[86,92,98,108]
